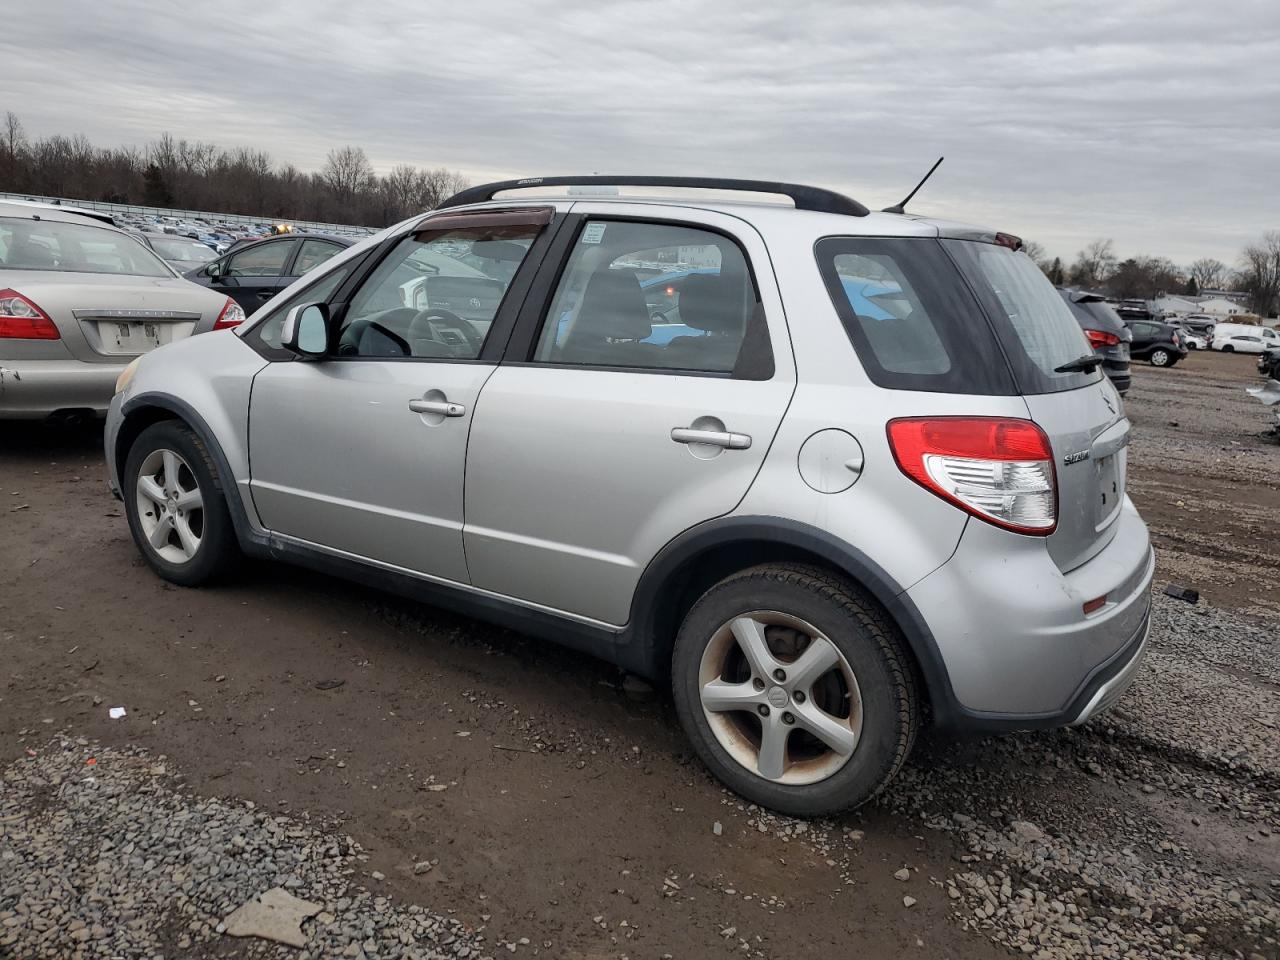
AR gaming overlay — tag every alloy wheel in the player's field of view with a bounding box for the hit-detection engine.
[698,611,863,785]
[135,448,204,564]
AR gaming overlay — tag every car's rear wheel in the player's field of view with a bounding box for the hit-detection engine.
[671,563,919,817]
[123,421,237,586]
[1222,344,1235,353]
[1150,348,1172,367]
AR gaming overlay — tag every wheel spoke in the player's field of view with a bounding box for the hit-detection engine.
[788,636,841,691]
[173,515,200,557]
[701,679,762,714]
[729,617,777,678]
[147,515,174,550]
[174,485,203,511]
[756,718,789,780]
[161,451,179,492]
[793,702,858,756]
[137,476,167,508]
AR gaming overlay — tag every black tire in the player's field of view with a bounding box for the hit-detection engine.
[1222,344,1234,353]
[671,563,919,817]
[123,420,238,586]
[1149,348,1172,367]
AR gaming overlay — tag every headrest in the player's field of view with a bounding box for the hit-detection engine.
[678,273,747,334]
[572,270,652,341]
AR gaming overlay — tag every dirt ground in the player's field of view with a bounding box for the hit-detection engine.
[2,348,1277,959]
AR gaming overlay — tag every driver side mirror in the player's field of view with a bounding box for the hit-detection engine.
[281,303,330,359]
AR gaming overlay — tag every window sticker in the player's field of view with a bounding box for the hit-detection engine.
[580,222,607,244]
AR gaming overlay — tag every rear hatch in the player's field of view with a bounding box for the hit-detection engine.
[1,271,215,363]
[943,240,1127,571]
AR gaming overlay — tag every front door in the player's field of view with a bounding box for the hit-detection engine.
[248,210,554,582]
[464,210,795,624]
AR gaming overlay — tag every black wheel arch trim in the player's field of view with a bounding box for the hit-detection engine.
[118,391,269,554]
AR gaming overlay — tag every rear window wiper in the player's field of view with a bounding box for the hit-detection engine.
[1054,354,1105,373]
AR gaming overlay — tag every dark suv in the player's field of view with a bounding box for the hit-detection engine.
[1124,319,1187,367]
[1057,289,1132,394]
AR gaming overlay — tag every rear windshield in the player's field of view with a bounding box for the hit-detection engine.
[943,239,1100,393]
[149,236,216,263]
[0,217,172,277]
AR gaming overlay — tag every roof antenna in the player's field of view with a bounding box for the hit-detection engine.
[882,156,944,214]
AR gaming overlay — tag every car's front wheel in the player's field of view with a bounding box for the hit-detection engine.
[1150,348,1172,367]
[123,420,238,586]
[671,563,919,817]
[1222,344,1235,353]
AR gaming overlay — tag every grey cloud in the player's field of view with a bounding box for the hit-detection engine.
[5,0,1279,263]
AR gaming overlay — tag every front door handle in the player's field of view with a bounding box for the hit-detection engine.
[409,398,466,417]
[671,427,752,450]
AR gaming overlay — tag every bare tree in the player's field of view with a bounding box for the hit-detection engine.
[1070,239,1117,289]
[1020,239,1047,268]
[1108,255,1180,300]
[1238,232,1280,318]
[1188,257,1226,291]
[2,111,24,159]
[322,146,375,200]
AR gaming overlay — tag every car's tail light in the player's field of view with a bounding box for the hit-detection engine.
[213,297,246,330]
[886,417,1057,535]
[1084,329,1119,349]
[0,288,59,340]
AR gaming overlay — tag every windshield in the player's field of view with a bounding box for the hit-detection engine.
[943,240,1101,393]
[148,236,216,264]
[0,217,172,277]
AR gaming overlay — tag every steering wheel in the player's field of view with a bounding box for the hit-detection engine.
[409,308,485,355]
[337,319,413,357]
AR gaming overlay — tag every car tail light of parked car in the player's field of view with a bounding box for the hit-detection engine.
[213,298,247,330]
[887,417,1057,535]
[0,288,60,339]
[1084,329,1120,349]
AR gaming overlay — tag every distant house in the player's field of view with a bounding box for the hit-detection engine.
[1194,297,1249,318]
[1151,295,1200,317]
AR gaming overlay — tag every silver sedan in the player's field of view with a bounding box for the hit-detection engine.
[0,202,242,419]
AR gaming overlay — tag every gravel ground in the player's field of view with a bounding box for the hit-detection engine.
[1,742,488,959]
[1,349,1277,959]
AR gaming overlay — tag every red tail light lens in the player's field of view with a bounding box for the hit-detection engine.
[213,297,246,330]
[886,417,1057,535]
[0,288,59,339]
[1084,329,1119,348]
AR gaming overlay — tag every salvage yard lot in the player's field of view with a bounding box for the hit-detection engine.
[1,349,1277,959]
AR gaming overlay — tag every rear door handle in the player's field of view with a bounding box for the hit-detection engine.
[408,398,466,417]
[671,427,752,450]
[256,290,275,300]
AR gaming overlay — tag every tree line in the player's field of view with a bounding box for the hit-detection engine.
[1023,234,1279,318]
[0,112,468,227]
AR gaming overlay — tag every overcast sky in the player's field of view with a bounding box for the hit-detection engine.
[7,1,1279,264]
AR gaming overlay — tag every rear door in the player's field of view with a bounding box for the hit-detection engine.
[463,207,795,625]
[945,239,1126,572]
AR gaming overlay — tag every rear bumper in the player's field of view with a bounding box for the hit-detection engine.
[0,358,124,419]
[908,497,1154,730]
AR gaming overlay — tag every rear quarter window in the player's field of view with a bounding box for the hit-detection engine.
[816,237,1016,395]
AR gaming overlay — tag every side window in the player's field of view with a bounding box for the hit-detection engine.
[295,239,343,275]
[249,258,362,354]
[532,220,763,375]
[225,240,291,277]
[335,223,541,360]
